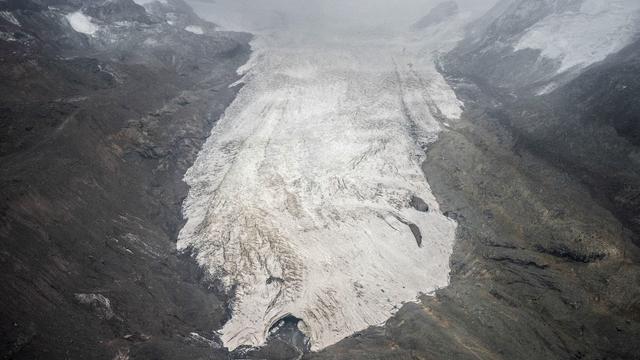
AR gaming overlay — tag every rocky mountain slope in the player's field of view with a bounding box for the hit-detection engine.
[0,0,250,358]
[447,0,640,90]
[444,0,640,248]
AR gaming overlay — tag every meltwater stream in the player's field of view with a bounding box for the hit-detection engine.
[178,9,466,351]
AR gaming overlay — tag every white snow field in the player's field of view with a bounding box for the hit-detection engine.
[185,25,204,35]
[66,11,98,36]
[178,4,466,352]
[516,0,640,73]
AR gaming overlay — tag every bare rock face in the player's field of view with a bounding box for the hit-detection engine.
[0,0,251,358]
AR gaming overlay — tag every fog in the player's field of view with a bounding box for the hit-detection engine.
[185,0,498,32]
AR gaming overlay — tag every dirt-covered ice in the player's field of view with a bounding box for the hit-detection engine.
[178,6,466,351]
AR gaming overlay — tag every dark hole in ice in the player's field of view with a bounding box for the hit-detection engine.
[410,195,429,212]
[408,223,423,247]
[266,276,285,285]
[267,315,311,354]
[392,213,424,248]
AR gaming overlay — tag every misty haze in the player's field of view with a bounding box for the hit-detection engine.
[1,0,639,359]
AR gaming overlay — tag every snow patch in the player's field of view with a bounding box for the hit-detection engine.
[184,25,204,35]
[535,81,559,96]
[515,0,640,73]
[0,31,16,42]
[0,11,20,27]
[66,11,99,36]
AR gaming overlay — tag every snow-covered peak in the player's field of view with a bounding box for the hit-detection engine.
[515,0,640,73]
[66,11,98,35]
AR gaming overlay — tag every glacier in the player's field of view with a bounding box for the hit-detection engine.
[177,6,465,352]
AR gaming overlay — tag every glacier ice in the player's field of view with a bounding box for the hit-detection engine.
[178,17,464,353]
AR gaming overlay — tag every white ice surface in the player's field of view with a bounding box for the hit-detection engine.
[184,25,204,35]
[178,10,464,353]
[516,0,640,73]
[65,11,98,36]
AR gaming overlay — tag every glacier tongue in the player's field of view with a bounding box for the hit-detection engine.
[177,27,462,351]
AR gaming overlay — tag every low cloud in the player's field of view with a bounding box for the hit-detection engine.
[186,0,498,31]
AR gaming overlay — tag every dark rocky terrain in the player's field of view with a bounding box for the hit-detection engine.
[0,0,251,358]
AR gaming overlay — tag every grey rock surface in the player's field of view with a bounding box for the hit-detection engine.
[0,0,251,358]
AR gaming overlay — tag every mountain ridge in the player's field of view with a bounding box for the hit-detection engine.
[0,0,251,358]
